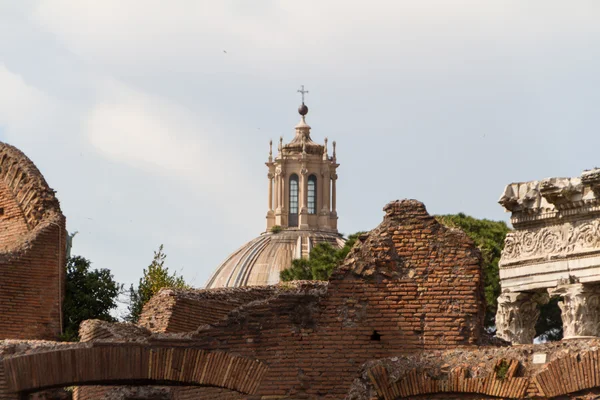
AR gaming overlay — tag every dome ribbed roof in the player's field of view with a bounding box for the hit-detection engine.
[205,230,345,289]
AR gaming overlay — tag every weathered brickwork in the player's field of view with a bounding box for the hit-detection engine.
[74,200,485,399]
[0,142,66,340]
[73,386,244,400]
[138,286,280,333]
[12,199,600,398]
[350,337,600,399]
[0,340,268,400]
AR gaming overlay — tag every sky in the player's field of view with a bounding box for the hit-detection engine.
[2,1,600,294]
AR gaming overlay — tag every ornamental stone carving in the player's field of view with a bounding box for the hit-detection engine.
[501,220,600,263]
[300,164,308,176]
[582,168,600,197]
[498,168,600,340]
[495,291,547,344]
[549,279,600,338]
[497,167,600,295]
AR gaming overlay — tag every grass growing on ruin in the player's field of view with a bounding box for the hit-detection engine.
[494,359,510,380]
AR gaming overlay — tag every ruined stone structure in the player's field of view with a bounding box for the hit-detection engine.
[0,142,66,340]
[207,96,344,288]
[0,199,490,399]
[6,198,600,399]
[496,168,600,343]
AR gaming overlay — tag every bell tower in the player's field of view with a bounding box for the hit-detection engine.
[265,86,339,232]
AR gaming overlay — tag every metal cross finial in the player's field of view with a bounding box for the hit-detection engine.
[297,85,309,104]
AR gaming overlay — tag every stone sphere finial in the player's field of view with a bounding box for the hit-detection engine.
[298,103,308,116]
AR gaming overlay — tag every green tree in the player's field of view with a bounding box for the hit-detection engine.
[127,245,188,323]
[436,213,510,329]
[62,256,122,341]
[280,232,364,282]
[435,213,563,340]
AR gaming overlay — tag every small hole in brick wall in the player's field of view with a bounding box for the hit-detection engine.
[370,330,381,341]
[0,208,4,216]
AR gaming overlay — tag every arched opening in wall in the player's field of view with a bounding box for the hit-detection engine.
[308,175,317,214]
[535,295,563,342]
[28,388,73,400]
[26,385,247,400]
[410,395,501,399]
[289,174,299,227]
[4,346,268,400]
[26,385,249,400]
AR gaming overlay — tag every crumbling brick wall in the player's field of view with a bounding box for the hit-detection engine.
[76,199,482,399]
[138,286,280,333]
[0,142,66,340]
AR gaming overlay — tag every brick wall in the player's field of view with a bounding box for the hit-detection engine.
[14,199,600,399]
[0,142,66,340]
[138,286,280,333]
[76,199,482,399]
[172,200,483,398]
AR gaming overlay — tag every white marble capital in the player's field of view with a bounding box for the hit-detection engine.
[496,291,547,344]
[549,282,600,339]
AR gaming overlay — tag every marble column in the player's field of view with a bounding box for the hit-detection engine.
[268,173,273,211]
[274,170,280,211]
[549,282,600,339]
[322,169,330,213]
[279,173,284,210]
[266,172,275,230]
[496,291,547,344]
[331,173,337,213]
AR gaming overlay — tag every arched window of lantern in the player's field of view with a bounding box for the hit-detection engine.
[308,174,317,214]
[289,174,299,215]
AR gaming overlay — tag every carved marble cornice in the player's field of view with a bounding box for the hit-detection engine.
[500,219,600,266]
[499,168,600,227]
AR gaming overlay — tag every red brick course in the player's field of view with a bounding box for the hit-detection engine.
[74,199,483,399]
[0,142,66,340]
[10,200,600,399]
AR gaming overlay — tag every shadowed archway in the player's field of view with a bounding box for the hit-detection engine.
[1,344,268,399]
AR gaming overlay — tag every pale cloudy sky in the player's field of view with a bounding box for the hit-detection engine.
[2,1,600,291]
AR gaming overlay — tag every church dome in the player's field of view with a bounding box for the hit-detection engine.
[207,88,343,289]
[205,230,344,289]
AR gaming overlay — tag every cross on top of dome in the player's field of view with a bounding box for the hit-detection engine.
[297,85,309,116]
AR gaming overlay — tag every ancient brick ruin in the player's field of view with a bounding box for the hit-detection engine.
[6,138,600,399]
[0,142,66,340]
[0,199,492,399]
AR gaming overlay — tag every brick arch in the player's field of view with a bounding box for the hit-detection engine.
[533,350,600,398]
[367,360,530,400]
[0,142,62,232]
[2,345,268,397]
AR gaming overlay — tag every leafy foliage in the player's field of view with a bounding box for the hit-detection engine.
[280,232,364,281]
[436,213,563,340]
[494,359,510,380]
[270,225,283,233]
[62,256,122,341]
[127,245,188,323]
[436,213,510,328]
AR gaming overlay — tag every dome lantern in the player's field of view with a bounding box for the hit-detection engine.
[207,87,343,288]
